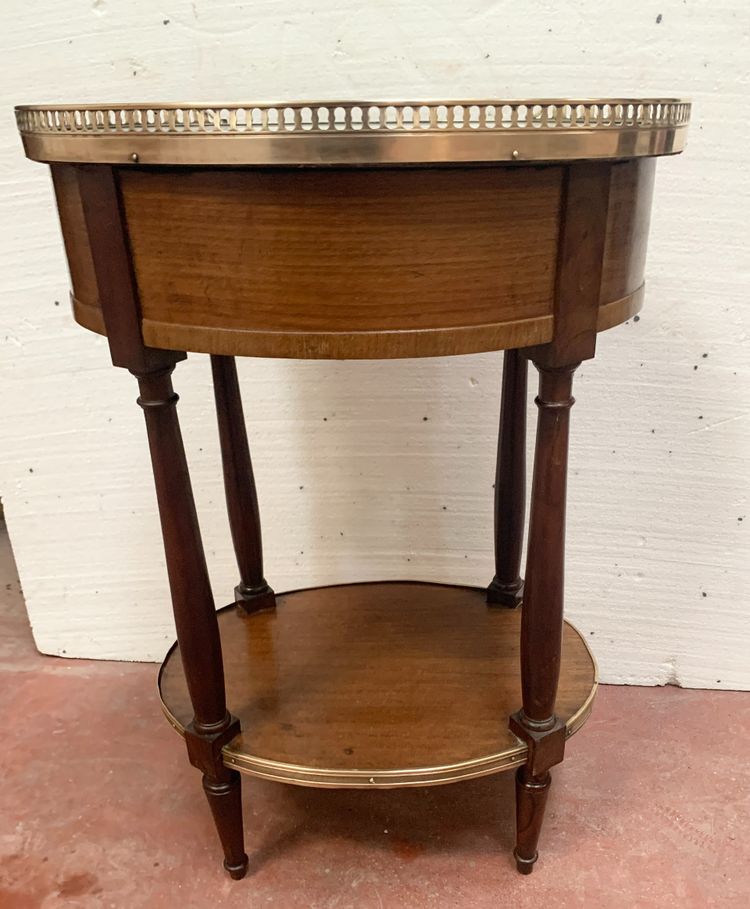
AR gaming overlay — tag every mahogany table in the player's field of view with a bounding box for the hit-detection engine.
[16,98,689,879]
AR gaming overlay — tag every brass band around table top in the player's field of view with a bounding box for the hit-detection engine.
[16,98,690,166]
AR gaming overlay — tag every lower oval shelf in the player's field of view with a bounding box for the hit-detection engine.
[158,582,597,788]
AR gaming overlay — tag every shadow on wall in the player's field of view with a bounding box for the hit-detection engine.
[269,351,505,587]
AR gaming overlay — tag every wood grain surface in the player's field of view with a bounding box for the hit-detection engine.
[600,158,655,304]
[122,165,562,357]
[49,164,103,331]
[530,163,611,367]
[159,582,596,786]
[54,160,655,357]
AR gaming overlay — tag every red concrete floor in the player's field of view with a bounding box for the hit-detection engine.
[1,522,748,909]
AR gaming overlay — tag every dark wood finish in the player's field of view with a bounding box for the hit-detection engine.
[136,369,228,728]
[75,165,182,374]
[136,368,248,879]
[531,163,611,368]
[159,582,596,784]
[203,768,248,880]
[487,349,527,607]
[210,355,275,611]
[74,164,247,878]
[513,159,609,723]
[504,162,614,871]
[519,365,577,725]
[513,767,551,874]
[506,363,577,873]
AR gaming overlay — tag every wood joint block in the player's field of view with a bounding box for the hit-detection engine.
[509,711,566,776]
[184,714,241,775]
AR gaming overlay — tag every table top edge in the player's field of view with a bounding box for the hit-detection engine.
[15,98,691,166]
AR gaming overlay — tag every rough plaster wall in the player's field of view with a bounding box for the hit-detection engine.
[0,1,748,687]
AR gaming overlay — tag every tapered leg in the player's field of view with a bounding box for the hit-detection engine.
[514,767,551,873]
[509,362,578,873]
[520,364,576,723]
[76,165,248,879]
[203,768,248,879]
[211,355,276,613]
[487,349,528,607]
[136,366,248,880]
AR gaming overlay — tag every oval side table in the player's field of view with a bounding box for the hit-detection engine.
[16,98,690,879]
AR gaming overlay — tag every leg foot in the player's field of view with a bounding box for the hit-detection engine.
[513,766,551,874]
[486,576,523,608]
[202,769,248,880]
[515,852,537,875]
[224,858,249,881]
[234,581,276,614]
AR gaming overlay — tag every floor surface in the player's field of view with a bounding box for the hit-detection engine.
[1,522,748,908]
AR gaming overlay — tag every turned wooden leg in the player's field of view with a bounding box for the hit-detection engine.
[211,355,276,613]
[76,166,248,879]
[203,768,248,879]
[514,767,551,873]
[487,348,527,608]
[509,362,578,874]
[136,366,248,880]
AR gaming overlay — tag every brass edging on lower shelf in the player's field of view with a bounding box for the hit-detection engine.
[158,692,595,789]
[220,751,530,789]
[158,613,599,789]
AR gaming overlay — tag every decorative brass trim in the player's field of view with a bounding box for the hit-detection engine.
[16,99,690,165]
[157,614,598,789]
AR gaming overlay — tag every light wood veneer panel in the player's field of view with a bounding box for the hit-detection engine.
[121,166,562,357]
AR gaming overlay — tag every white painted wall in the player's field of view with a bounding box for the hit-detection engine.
[0,1,748,687]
